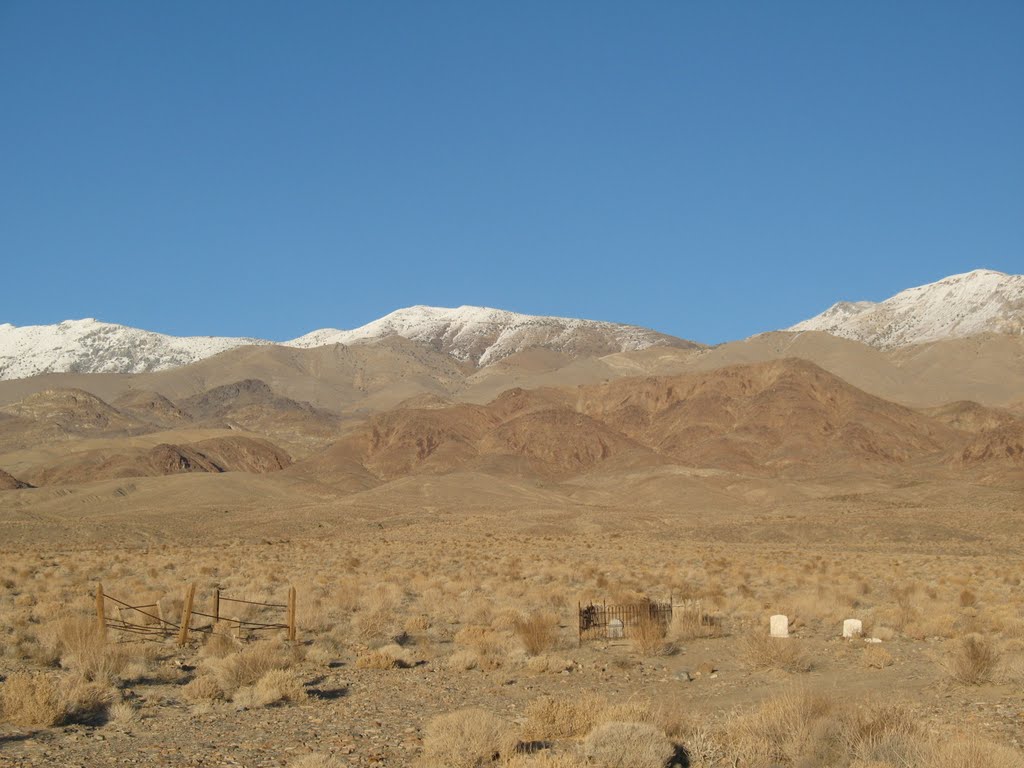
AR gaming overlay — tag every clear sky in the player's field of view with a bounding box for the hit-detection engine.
[1,2,1021,344]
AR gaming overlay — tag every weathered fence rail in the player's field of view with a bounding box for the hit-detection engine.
[95,582,297,646]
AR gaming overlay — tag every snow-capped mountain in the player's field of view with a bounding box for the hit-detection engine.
[0,307,694,381]
[789,269,1024,348]
[0,319,271,380]
[286,305,696,366]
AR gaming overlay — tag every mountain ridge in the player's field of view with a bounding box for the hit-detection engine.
[789,269,1024,347]
[0,306,697,381]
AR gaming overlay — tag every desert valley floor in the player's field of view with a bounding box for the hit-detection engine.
[1,304,1023,767]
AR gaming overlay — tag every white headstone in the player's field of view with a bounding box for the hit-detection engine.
[607,618,624,639]
[843,619,863,638]
[770,614,789,638]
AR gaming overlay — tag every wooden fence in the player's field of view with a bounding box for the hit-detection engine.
[96,583,297,646]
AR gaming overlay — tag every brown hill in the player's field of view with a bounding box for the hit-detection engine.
[24,435,291,487]
[0,467,32,489]
[112,389,192,428]
[681,331,1024,407]
[956,423,1024,466]
[178,378,342,457]
[574,359,956,471]
[0,388,152,452]
[922,401,1020,433]
[295,359,960,486]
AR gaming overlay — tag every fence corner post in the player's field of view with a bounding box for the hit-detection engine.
[213,587,220,623]
[178,582,196,647]
[287,585,297,642]
[95,583,106,642]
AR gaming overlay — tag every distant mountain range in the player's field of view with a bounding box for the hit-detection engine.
[789,269,1023,347]
[1,269,1020,381]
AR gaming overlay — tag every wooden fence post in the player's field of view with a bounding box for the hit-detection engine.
[287,585,297,642]
[213,588,220,623]
[178,583,196,647]
[95,583,106,641]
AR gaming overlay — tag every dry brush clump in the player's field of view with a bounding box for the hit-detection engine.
[0,671,116,728]
[191,638,303,706]
[513,611,560,656]
[630,614,674,656]
[525,693,610,739]
[355,643,417,669]
[583,721,675,768]
[420,708,515,768]
[232,668,307,708]
[739,631,813,672]
[945,632,1001,684]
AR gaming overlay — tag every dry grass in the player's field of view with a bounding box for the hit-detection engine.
[287,755,345,768]
[355,643,416,669]
[420,708,514,768]
[51,617,132,683]
[525,693,609,739]
[862,644,894,669]
[669,602,722,641]
[0,671,66,727]
[630,615,674,656]
[233,668,306,708]
[946,633,1001,684]
[582,721,674,768]
[204,640,295,695]
[928,734,1024,767]
[502,753,589,768]
[739,632,813,672]
[513,612,559,656]
[2,507,1024,764]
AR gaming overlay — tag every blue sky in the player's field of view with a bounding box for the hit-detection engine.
[1,2,1021,344]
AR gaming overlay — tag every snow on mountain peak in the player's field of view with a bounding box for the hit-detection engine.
[0,319,271,380]
[789,269,1024,347]
[286,304,693,365]
[0,306,694,381]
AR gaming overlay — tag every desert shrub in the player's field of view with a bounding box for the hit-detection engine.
[453,626,509,669]
[525,655,572,674]
[839,704,918,764]
[287,755,345,768]
[959,589,978,608]
[502,752,589,768]
[233,668,306,708]
[862,645,894,669]
[631,615,674,656]
[108,700,140,726]
[0,671,65,727]
[739,632,812,672]
[52,617,131,683]
[204,640,293,694]
[730,688,839,767]
[669,604,722,641]
[200,625,241,659]
[447,649,480,670]
[421,708,513,768]
[525,693,608,739]
[61,680,117,725]
[514,612,559,656]
[583,721,674,768]
[928,734,1024,768]
[182,674,225,703]
[947,633,1001,684]
[356,644,416,670]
